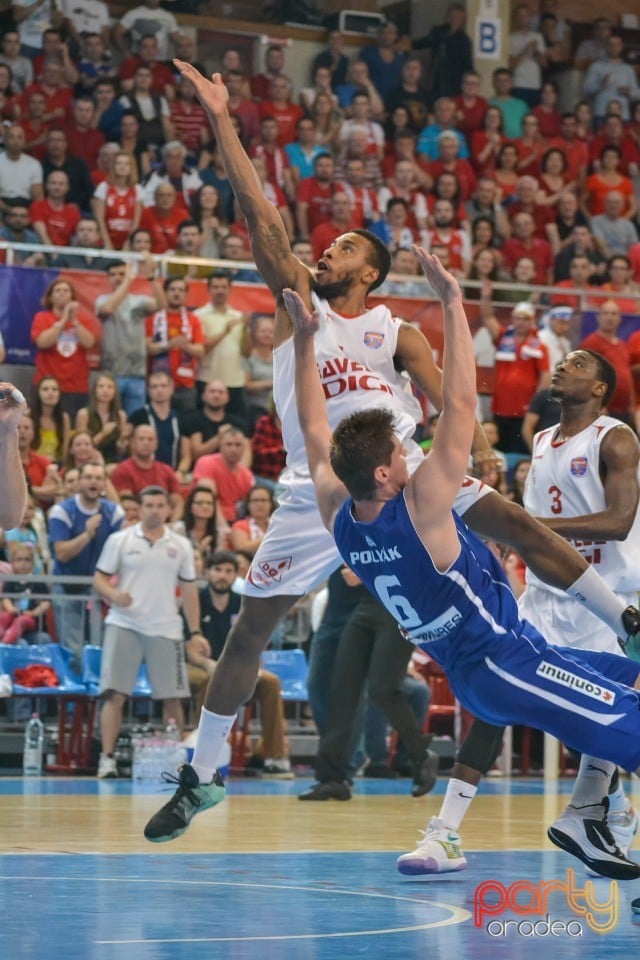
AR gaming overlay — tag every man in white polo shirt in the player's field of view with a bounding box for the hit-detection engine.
[93,485,205,779]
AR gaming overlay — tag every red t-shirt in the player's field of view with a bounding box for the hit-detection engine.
[145,309,205,388]
[297,177,334,233]
[31,309,101,393]
[492,327,550,418]
[547,137,589,183]
[111,457,182,496]
[258,100,304,146]
[549,280,596,310]
[95,182,142,249]
[310,221,347,262]
[22,82,73,121]
[579,332,633,415]
[427,158,477,202]
[29,199,81,246]
[502,237,554,285]
[531,105,562,139]
[248,143,290,189]
[139,204,189,253]
[193,454,255,523]
[589,134,640,177]
[120,56,175,95]
[453,94,488,139]
[469,130,506,176]
[170,100,208,153]
[585,174,634,216]
[63,123,105,169]
[22,450,52,495]
[21,118,51,161]
[507,200,554,240]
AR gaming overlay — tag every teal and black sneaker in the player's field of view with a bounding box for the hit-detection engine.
[618,605,640,662]
[144,764,226,843]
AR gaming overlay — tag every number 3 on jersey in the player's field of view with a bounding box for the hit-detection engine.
[548,484,562,514]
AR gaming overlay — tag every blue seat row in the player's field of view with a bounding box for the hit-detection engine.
[0,644,151,698]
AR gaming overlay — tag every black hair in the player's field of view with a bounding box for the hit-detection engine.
[581,349,617,407]
[208,550,239,570]
[350,228,391,291]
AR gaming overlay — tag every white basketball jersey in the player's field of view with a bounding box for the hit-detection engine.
[273,294,423,477]
[524,415,640,592]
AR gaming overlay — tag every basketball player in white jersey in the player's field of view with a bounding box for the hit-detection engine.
[144,66,640,844]
[399,348,640,877]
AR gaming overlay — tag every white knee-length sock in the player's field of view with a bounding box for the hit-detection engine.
[191,707,237,784]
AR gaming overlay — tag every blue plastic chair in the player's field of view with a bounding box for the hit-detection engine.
[2,643,86,696]
[260,648,309,702]
[81,645,152,698]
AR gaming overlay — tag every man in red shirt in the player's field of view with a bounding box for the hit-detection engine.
[630,242,640,283]
[145,276,205,412]
[549,255,596,309]
[21,90,50,162]
[502,212,554,285]
[250,44,289,102]
[139,182,188,253]
[548,112,589,184]
[120,34,175,99]
[111,423,183,521]
[507,175,555,239]
[258,76,304,147]
[310,191,356,261]
[226,69,260,145]
[30,169,80,247]
[580,300,635,424]
[336,157,379,228]
[422,199,471,277]
[63,96,105,169]
[589,114,640,177]
[249,116,294,200]
[483,300,551,452]
[428,131,477,201]
[453,70,488,141]
[22,60,73,124]
[296,154,335,239]
[193,427,254,524]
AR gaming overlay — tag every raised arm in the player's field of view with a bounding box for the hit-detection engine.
[0,384,27,528]
[405,249,477,567]
[173,63,310,313]
[283,287,348,532]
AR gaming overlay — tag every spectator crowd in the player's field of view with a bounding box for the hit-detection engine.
[1,0,640,776]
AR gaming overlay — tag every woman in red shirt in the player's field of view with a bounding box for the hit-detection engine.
[30,278,101,418]
[230,487,276,556]
[91,151,143,250]
[583,145,636,219]
[470,105,505,176]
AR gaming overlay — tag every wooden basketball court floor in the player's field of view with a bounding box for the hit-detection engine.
[1,774,639,959]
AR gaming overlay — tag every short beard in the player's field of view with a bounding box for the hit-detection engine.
[311,274,354,302]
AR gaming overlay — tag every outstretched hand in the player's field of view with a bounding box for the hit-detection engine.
[173,61,229,117]
[283,288,320,339]
[0,383,26,432]
[412,245,462,304]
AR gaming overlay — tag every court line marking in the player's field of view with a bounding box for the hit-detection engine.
[0,874,472,943]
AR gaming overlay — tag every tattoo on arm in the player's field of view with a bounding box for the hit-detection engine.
[256,222,289,259]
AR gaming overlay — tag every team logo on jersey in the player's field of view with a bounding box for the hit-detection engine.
[365,536,377,548]
[249,556,293,588]
[536,661,615,704]
[167,547,177,558]
[570,457,588,477]
[363,331,384,349]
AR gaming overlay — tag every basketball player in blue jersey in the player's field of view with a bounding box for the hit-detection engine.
[284,249,640,881]
[144,66,640,847]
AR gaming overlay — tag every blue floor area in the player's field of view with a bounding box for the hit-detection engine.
[1,851,638,960]
[0,774,578,796]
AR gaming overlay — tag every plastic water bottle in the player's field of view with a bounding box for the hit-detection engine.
[165,718,180,742]
[23,713,44,777]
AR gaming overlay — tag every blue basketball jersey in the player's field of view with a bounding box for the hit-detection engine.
[333,492,524,673]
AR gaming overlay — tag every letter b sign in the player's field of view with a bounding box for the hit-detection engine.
[476,18,501,59]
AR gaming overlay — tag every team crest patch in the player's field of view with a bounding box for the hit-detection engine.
[570,457,588,477]
[363,331,384,349]
[249,556,293,588]
[167,547,177,558]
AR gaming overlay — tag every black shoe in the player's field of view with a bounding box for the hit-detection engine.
[411,750,439,798]
[298,780,352,801]
[547,800,640,881]
[362,762,398,779]
[619,605,640,661]
[144,764,226,843]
